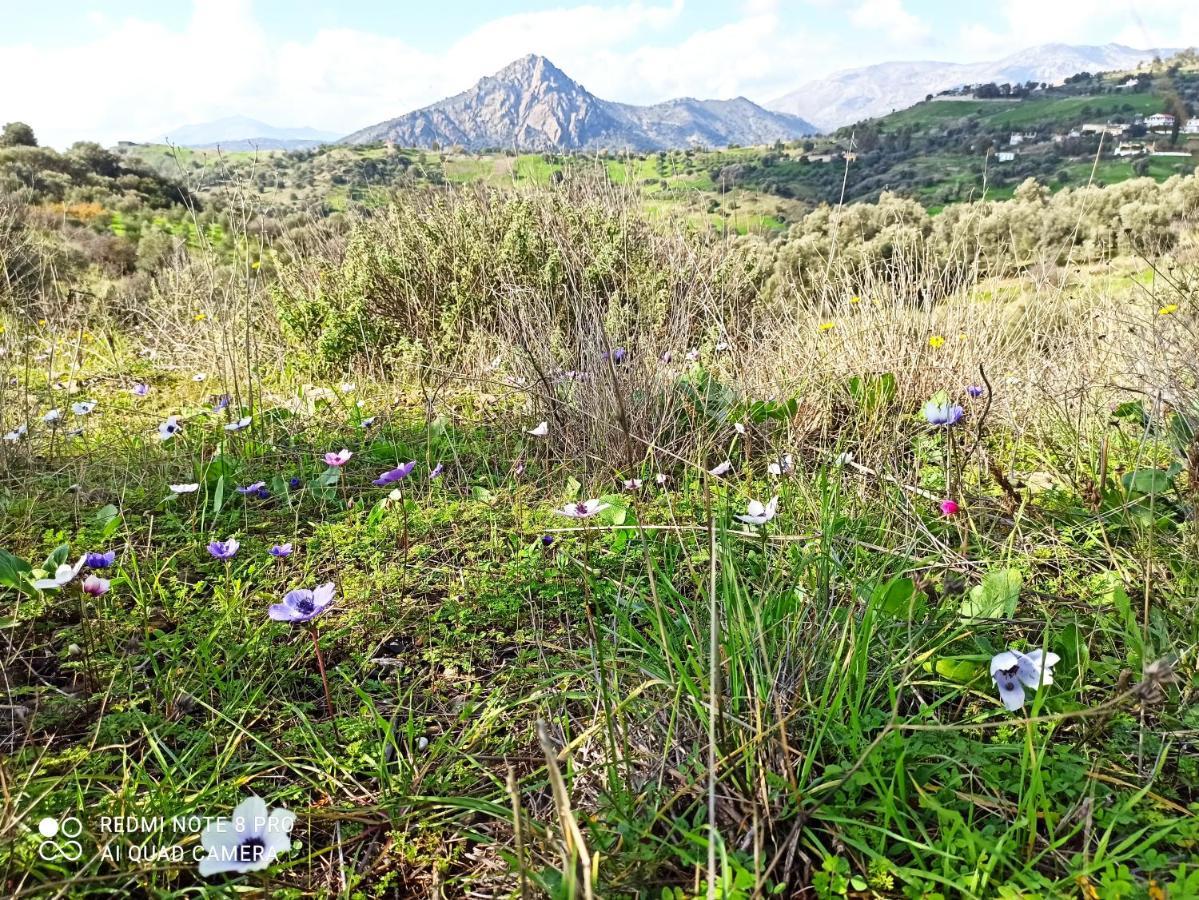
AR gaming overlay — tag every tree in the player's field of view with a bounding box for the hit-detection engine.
[1,122,36,147]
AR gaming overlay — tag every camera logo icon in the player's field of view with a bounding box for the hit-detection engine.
[37,816,83,861]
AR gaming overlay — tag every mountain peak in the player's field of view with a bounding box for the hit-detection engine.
[343,56,815,150]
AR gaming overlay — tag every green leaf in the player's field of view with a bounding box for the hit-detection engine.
[871,576,923,619]
[0,549,34,596]
[961,568,1022,619]
[563,476,582,501]
[95,504,122,540]
[1122,468,1173,495]
[43,543,71,570]
[932,657,980,683]
[212,475,225,515]
[846,372,897,415]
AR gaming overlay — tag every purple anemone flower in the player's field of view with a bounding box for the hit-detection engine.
[236,481,266,495]
[603,347,627,364]
[541,534,555,546]
[131,383,150,397]
[85,550,116,569]
[373,461,416,486]
[269,543,293,558]
[922,400,965,427]
[429,463,444,480]
[324,449,353,467]
[81,575,110,596]
[269,582,335,623]
[207,538,240,560]
[213,395,231,413]
[255,487,270,500]
[966,385,985,399]
[288,476,301,489]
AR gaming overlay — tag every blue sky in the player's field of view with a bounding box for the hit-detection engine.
[3,0,1193,146]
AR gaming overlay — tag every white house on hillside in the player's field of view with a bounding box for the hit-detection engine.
[1183,118,1199,135]
[1145,113,1176,129]
[1113,142,1152,157]
[995,151,1015,162]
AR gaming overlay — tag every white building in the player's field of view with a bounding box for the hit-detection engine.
[1183,118,1199,135]
[1081,123,1127,136]
[1145,113,1176,129]
[995,151,1016,162]
[1113,142,1152,157]
[1009,132,1037,146]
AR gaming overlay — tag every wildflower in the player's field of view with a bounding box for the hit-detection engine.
[373,461,416,486]
[767,454,794,477]
[940,499,960,516]
[193,313,207,323]
[158,416,182,440]
[1159,304,1178,315]
[527,421,548,437]
[715,341,730,352]
[556,499,610,519]
[339,382,355,393]
[818,322,836,332]
[655,472,670,486]
[4,423,27,442]
[541,534,555,546]
[429,463,444,480]
[84,550,115,569]
[269,582,335,623]
[71,401,97,416]
[990,648,1060,711]
[685,348,700,362]
[197,796,295,877]
[736,496,779,526]
[236,482,266,495]
[224,417,252,432]
[660,351,673,364]
[929,335,946,349]
[922,394,964,427]
[288,477,301,489]
[131,383,150,397]
[709,460,732,477]
[966,385,985,399]
[42,409,62,425]
[170,482,199,494]
[833,451,855,467]
[603,347,627,364]
[81,575,110,596]
[849,295,861,303]
[623,478,643,491]
[32,556,85,590]
[269,543,293,558]
[193,373,207,382]
[733,422,746,435]
[255,486,269,500]
[212,395,230,413]
[360,416,376,428]
[513,460,526,476]
[207,538,240,561]
[324,449,352,467]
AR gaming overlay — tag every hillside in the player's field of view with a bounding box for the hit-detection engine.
[343,54,816,151]
[770,42,1175,130]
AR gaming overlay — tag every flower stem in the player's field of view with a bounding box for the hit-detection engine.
[310,624,339,738]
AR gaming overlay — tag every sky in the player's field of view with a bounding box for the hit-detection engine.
[2,0,1196,147]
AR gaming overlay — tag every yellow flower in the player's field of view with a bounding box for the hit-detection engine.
[958,333,968,341]
[849,295,861,304]
[929,335,945,349]
[38,319,47,326]
[819,321,836,332]
[1159,304,1178,315]
[194,313,207,322]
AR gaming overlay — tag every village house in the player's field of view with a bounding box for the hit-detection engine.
[1183,118,1199,135]
[995,151,1016,162]
[1081,123,1127,136]
[1113,142,1152,157]
[1145,113,1176,129]
[1009,132,1037,145]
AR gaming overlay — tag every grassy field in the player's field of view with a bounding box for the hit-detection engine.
[3,170,1199,898]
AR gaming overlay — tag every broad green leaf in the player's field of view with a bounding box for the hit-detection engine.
[872,576,923,619]
[961,568,1021,619]
[0,549,34,596]
[213,475,225,515]
[1122,468,1172,495]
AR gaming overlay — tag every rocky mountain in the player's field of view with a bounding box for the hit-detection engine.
[769,43,1176,131]
[343,55,815,151]
[161,116,339,150]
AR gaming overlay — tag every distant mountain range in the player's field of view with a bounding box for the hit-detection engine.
[768,43,1176,131]
[161,116,340,150]
[342,54,816,151]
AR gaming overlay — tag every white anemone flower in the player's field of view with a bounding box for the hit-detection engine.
[736,496,779,526]
[733,422,746,435]
[708,460,732,477]
[223,417,252,432]
[192,373,207,382]
[767,454,794,477]
[71,401,97,416]
[622,478,643,491]
[42,408,62,425]
[990,649,1061,711]
[527,421,548,437]
[556,499,610,519]
[197,796,295,877]
[158,416,181,440]
[170,483,200,494]
[32,555,86,591]
[339,382,355,393]
[4,423,27,442]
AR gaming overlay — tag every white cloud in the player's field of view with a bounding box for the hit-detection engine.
[849,0,930,43]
